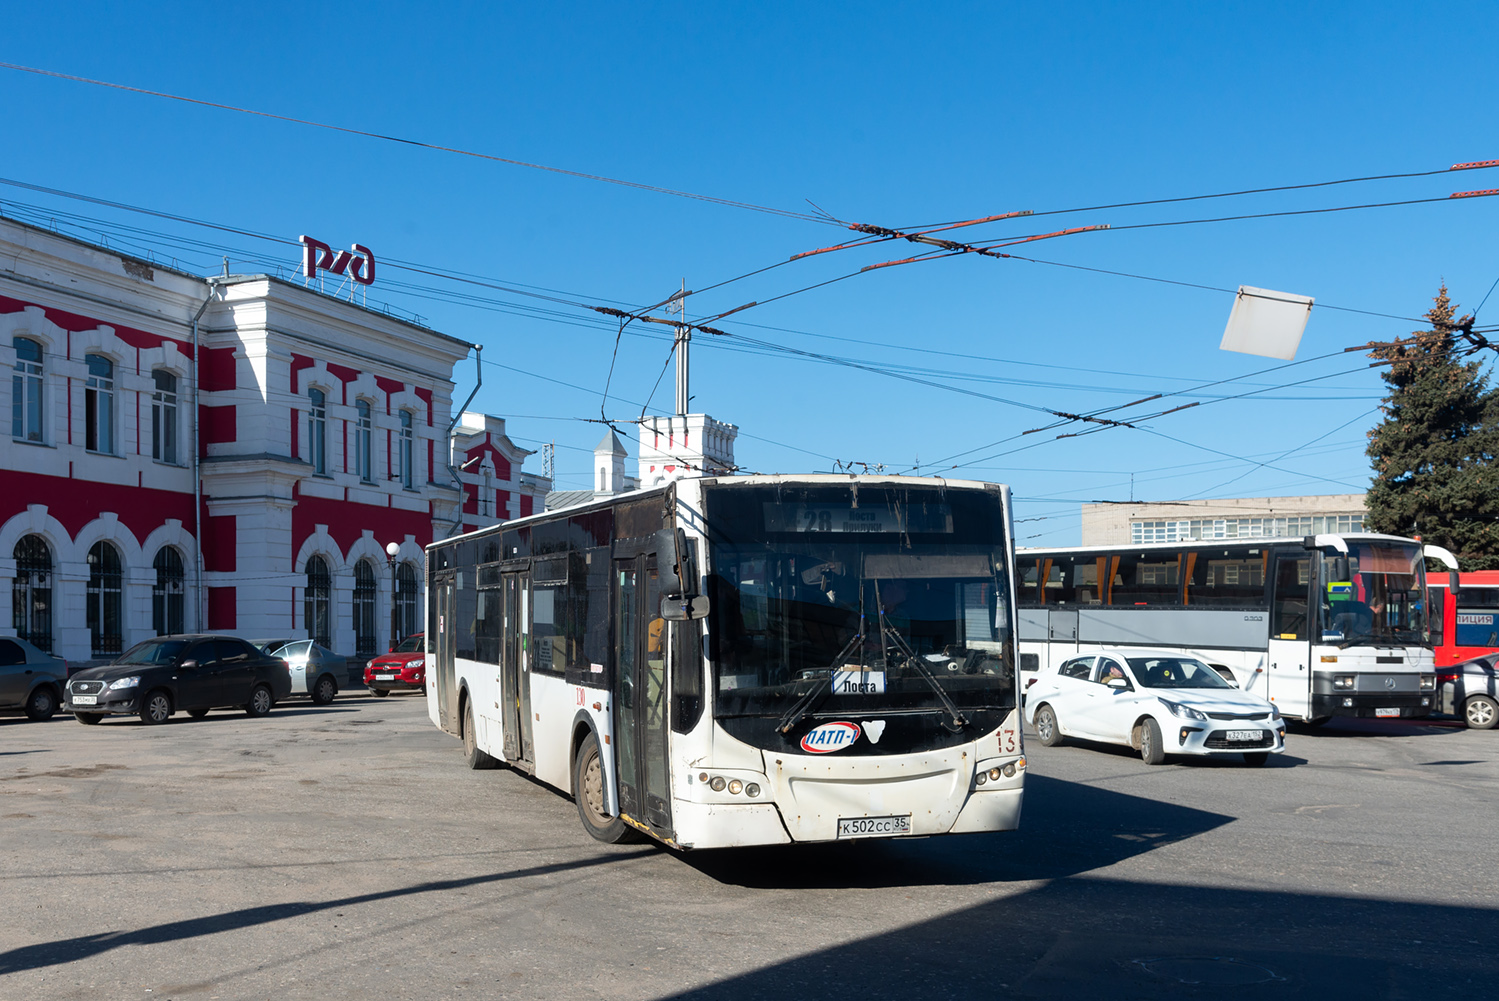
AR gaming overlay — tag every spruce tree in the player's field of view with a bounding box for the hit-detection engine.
[1365,285,1499,569]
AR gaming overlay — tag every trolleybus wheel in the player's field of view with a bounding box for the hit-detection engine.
[1033,705,1063,747]
[573,732,641,844]
[462,699,500,769]
[1464,695,1498,730]
[1138,718,1166,766]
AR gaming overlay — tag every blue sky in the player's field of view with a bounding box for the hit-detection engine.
[5,2,1498,543]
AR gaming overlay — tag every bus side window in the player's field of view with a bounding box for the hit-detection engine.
[1428,587,1445,647]
[1271,556,1309,640]
[672,618,703,733]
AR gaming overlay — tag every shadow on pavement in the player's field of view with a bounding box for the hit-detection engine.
[682,773,1234,889]
[661,876,1498,1000]
[0,848,655,976]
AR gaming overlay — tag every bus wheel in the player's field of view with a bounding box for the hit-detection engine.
[1138,718,1166,765]
[462,699,500,770]
[1033,705,1063,747]
[573,732,641,844]
[1464,695,1498,730]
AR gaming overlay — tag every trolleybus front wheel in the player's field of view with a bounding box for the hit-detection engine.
[573,732,641,844]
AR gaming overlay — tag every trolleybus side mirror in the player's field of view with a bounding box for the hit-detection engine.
[657,526,699,600]
[661,594,710,621]
[1450,570,1461,598]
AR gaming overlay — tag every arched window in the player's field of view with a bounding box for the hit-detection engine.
[308,388,327,475]
[398,410,414,489]
[86,541,123,656]
[12,535,52,652]
[355,400,373,482]
[152,547,185,635]
[85,354,115,454]
[396,562,419,640]
[305,555,332,646]
[151,370,178,464]
[12,337,44,443]
[353,559,377,656]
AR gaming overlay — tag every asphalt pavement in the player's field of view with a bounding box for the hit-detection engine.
[1,696,1495,1000]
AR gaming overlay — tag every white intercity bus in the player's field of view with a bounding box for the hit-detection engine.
[1016,533,1459,723]
[426,474,1025,849]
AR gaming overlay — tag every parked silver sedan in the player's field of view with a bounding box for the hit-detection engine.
[253,639,344,705]
[0,636,67,720]
[1436,655,1499,729]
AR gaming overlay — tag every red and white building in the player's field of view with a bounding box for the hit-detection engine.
[1,217,547,665]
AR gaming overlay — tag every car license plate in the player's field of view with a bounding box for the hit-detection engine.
[375,673,396,681]
[837,815,911,839]
[72,695,98,705]
[1375,707,1400,718]
[1226,729,1260,741]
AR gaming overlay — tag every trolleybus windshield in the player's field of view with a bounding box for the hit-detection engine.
[704,484,1015,723]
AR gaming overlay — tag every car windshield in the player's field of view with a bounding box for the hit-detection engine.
[1127,656,1232,689]
[394,635,424,653]
[116,639,190,665]
[706,483,1016,721]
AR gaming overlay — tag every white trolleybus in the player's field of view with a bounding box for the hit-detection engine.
[1016,533,1460,724]
[425,474,1025,849]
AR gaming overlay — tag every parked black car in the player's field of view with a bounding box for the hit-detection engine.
[64,635,294,725]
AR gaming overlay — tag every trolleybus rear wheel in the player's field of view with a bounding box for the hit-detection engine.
[462,699,500,769]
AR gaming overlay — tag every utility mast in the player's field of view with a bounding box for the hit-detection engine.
[669,279,690,415]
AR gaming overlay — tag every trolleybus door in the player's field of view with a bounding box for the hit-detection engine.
[434,571,458,733]
[498,571,534,765]
[612,554,673,837]
[1267,552,1313,719]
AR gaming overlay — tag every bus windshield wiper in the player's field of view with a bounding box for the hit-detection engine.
[776,620,865,735]
[879,608,968,732]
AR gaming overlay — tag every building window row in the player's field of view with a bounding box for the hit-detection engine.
[10,534,186,656]
[1131,513,1366,545]
[305,387,419,486]
[11,337,184,462]
[302,554,422,653]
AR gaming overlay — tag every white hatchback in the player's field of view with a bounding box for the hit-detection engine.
[1024,649,1287,766]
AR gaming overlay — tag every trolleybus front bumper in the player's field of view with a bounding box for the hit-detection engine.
[1311,692,1431,719]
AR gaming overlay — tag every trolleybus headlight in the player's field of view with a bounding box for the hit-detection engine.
[1333,675,1356,690]
[727,780,744,795]
[975,772,988,786]
[1419,674,1435,691]
[988,767,1002,781]
[1341,697,1355,707]
[709,776,727,792]
[698,772,709,783]
[745,783,761,798]
[1002,763,1016,778]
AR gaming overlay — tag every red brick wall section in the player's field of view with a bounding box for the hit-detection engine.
[0,469,194,542]
[200,405,237,450]
[200,347,237,392]
[203,515,237,572]
[207,587,237,630]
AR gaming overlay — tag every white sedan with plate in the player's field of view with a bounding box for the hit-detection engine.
[1024,649,1287,766]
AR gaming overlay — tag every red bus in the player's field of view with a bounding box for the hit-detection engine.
[1428,570,1499,668]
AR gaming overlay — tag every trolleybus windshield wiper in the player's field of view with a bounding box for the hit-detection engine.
[878,606,969,732]
[776,621,865,735]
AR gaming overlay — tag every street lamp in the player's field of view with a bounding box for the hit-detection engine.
[385,540,401,652]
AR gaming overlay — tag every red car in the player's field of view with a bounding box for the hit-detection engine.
[365,633,425,697]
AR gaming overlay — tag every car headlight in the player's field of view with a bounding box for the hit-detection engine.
[1160,699,1208,721]
[107,676,140,691]
[1270,703,1281,720]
